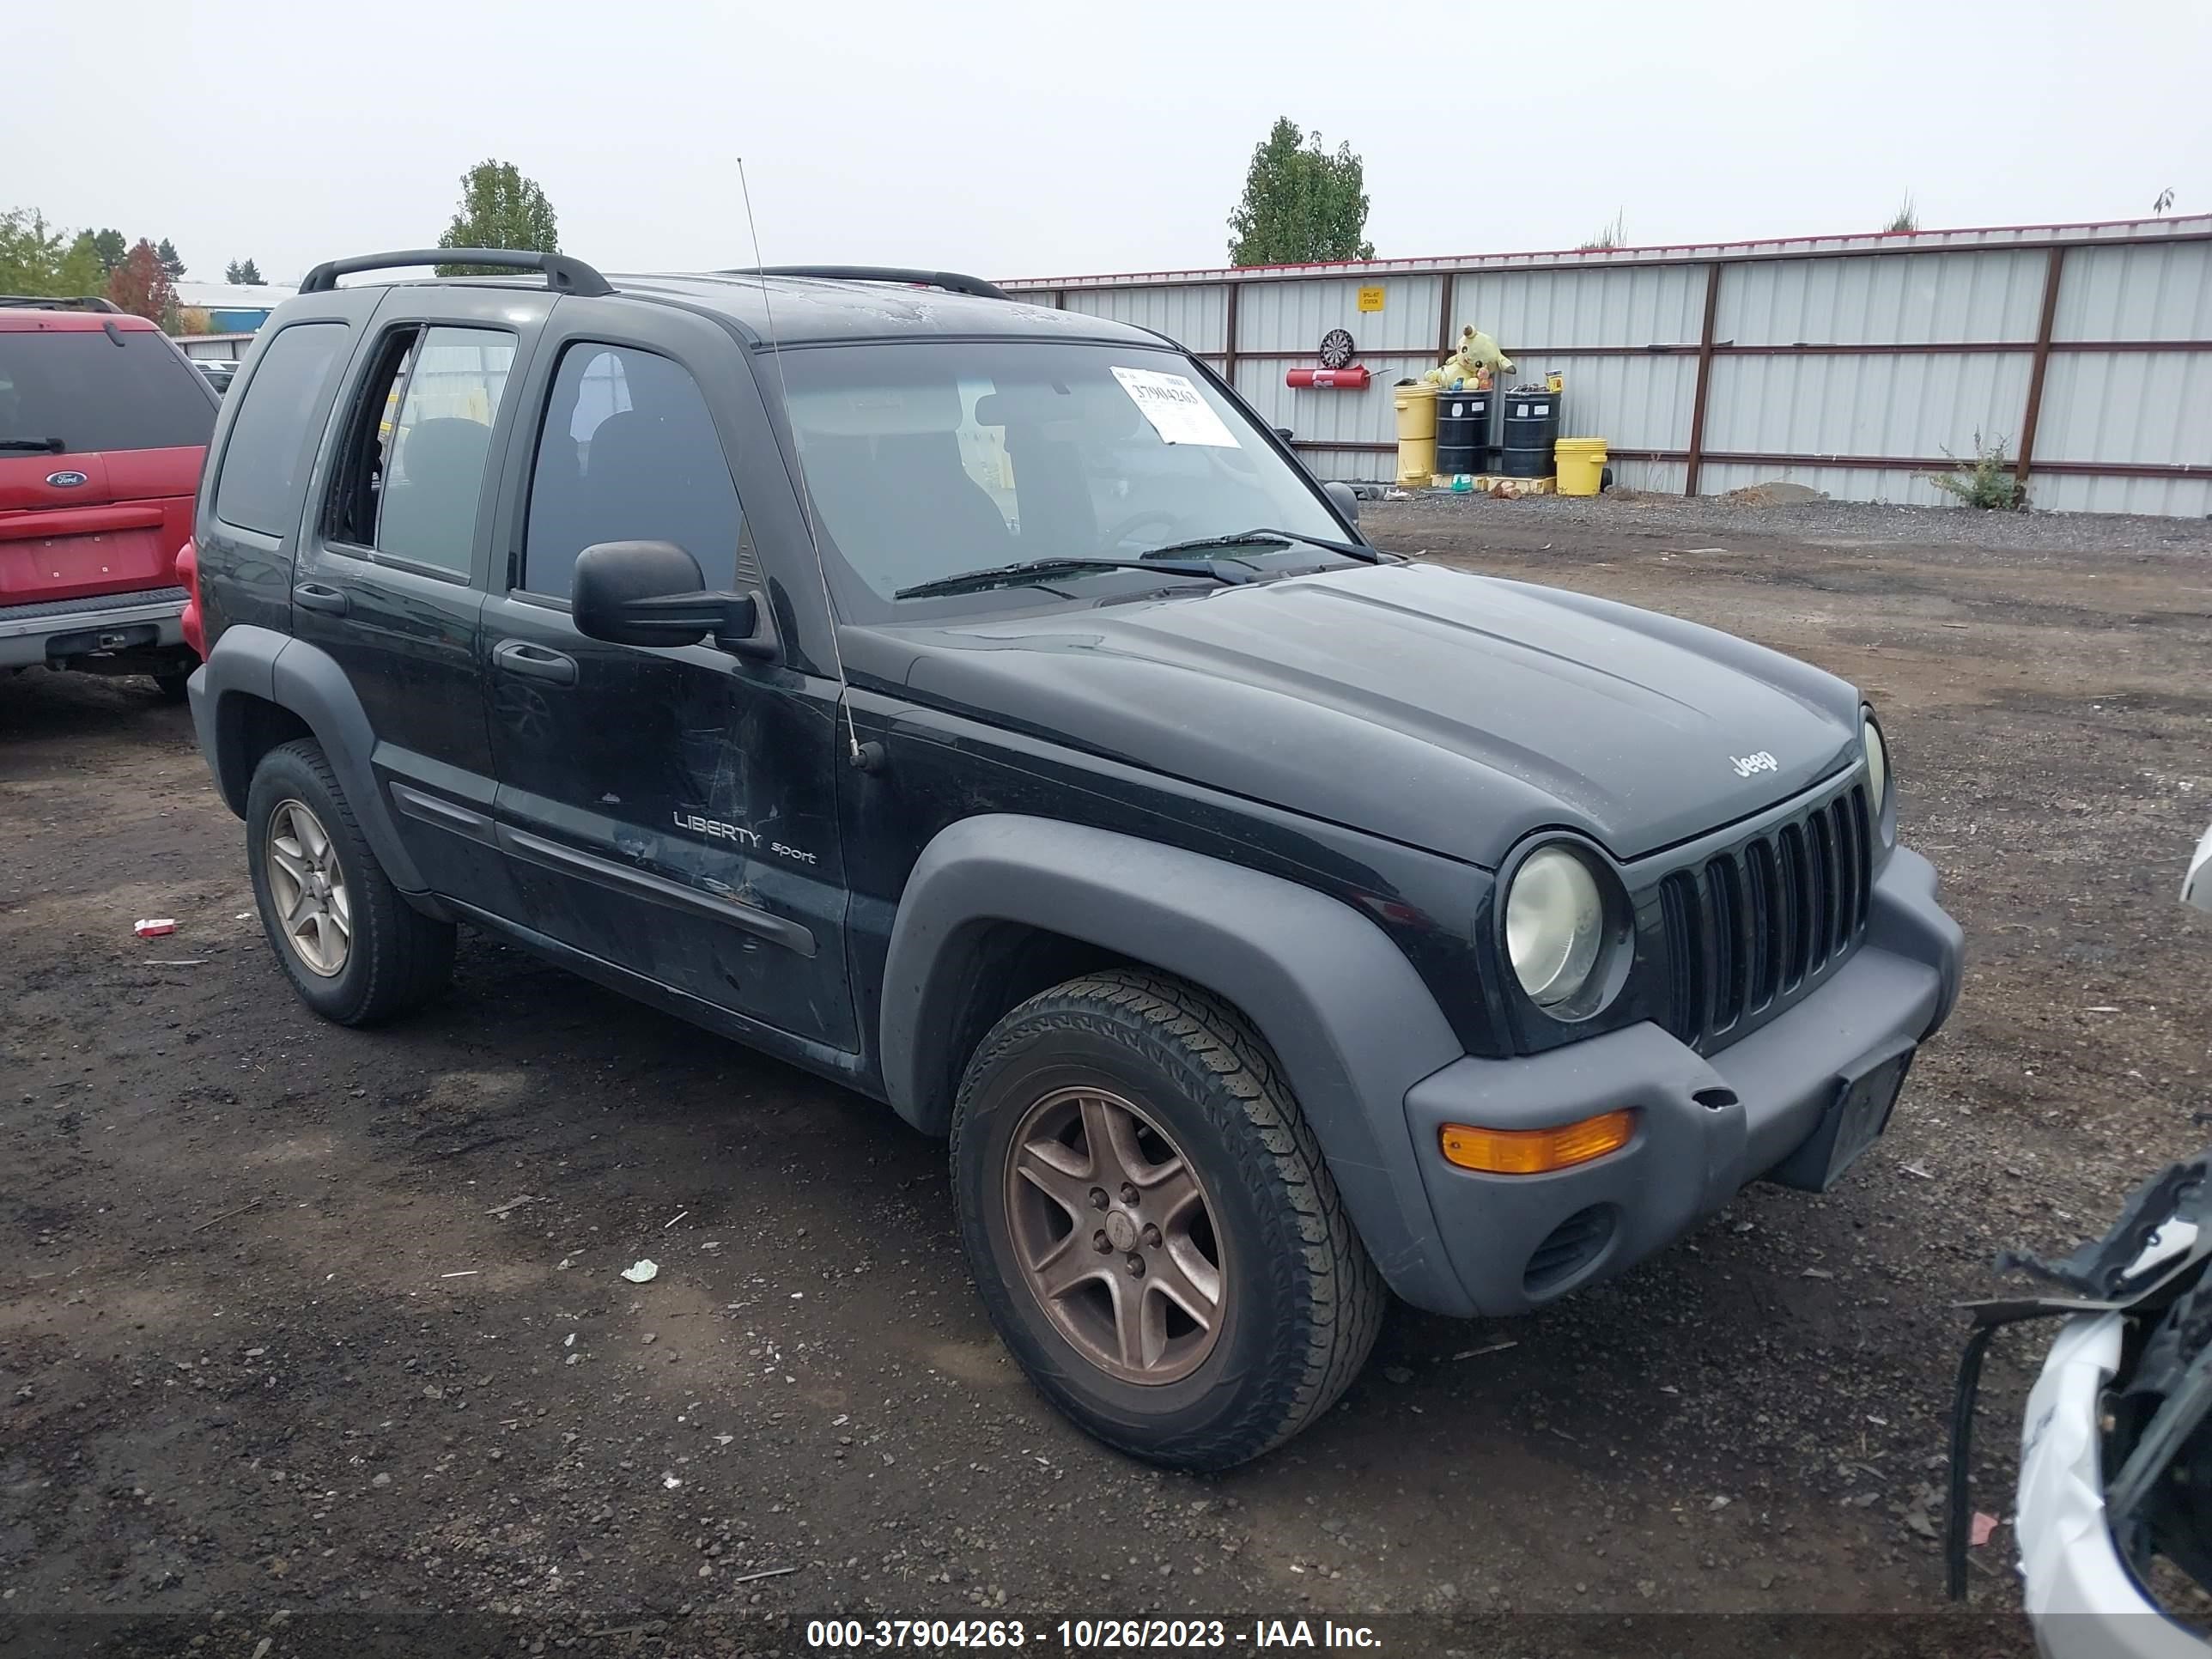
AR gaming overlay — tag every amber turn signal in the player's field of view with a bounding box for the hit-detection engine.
[1438,1109,1637,1175]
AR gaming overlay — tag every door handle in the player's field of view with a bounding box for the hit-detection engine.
[493,640,579,686]
[293,581,349,616]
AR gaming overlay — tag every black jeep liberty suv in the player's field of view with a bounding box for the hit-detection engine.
[184,251,1964,1468]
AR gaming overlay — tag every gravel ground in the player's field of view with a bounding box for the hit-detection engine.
[3,492,2209,1654]
[1380,487,2212,558]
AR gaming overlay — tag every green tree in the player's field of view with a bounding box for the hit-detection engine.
[436,160,558,276]
[58,232,104,296]
[223,257,265,285]
[1884,195,1918,234]
[91,228,126,274]
[1,212,112,298]
[0,207,69,293]
[1226,118,1374,266]
[155,238,185,279]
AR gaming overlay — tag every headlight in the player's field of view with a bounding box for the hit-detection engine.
[1505,847,1607,1010]
[1863,714,1890,840]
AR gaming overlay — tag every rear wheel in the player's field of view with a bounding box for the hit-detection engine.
[246,738,454,1024]
[951,969,1385,1469]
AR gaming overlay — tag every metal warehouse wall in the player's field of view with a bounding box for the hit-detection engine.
[1005,216,2212,516]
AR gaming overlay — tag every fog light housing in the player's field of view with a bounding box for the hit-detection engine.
[1439,1109,1637,1175]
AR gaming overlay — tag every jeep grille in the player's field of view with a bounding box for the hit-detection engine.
[1656,782,1873,1054]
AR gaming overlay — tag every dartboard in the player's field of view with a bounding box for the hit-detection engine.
[1318,329,1356,369]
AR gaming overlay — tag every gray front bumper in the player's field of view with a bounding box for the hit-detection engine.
[1401,847,1963,1316]
[0,586,188,670]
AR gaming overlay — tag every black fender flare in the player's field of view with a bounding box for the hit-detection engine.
[880,814,1476,1315]
[195,624,429,895]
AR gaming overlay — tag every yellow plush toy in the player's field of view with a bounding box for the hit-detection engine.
[1422,325,1515,390]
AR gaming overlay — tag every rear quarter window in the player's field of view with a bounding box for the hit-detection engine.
[214,323,351,538]
[0,329,216,454]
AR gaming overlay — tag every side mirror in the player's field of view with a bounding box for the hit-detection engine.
[1324,480,1361,526]
[1273,426,1295,441]
[572,540,775,659]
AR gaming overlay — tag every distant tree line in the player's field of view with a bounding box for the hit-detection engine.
[5,160,563,330]
[1,210,272,327]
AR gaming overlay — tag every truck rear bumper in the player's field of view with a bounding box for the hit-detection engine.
[0,586,188,671]
[1400,847,1964,1316]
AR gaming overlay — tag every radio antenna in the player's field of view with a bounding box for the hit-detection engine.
[737,156,863,766]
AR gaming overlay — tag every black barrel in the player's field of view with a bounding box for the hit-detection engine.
[1434,388,1492,476]
[1500,388,1560,478]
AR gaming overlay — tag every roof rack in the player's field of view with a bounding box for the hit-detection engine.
[297,249,613,297]
[722,265,1012,302]
[0,295,122,312]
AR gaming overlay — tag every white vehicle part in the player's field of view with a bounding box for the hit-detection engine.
[2017,1315,2206,1657]
[2020,1220,2207,1659]
[2185,820,2212,914]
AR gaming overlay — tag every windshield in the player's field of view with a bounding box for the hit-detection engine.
[777,340,1348,616]
[0,331,216,455]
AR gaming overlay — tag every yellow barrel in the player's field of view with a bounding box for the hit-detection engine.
[1393,386,1437,484]
[1393,382,1437,441]
[1555,436,1607,497]
[1396,438,1437,485]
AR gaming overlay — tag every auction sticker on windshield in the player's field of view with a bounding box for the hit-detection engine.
[1110,366,1239,447]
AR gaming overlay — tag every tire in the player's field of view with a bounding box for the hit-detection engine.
[951,968,1385,1470]
[245,738,455,1025]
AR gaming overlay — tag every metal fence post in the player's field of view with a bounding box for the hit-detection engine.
[1223,281,1241,392]
[1682,262,1723,498]
[2015,246,2068,492]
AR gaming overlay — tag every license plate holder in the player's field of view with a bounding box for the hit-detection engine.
[1773,1046,1915,1192]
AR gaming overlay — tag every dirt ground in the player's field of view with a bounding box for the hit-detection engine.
[4,495,2209,1654]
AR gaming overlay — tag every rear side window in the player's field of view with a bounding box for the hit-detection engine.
[520,344,741,599]
[215,323,350,536]
[0,329,215,455]
[374,327,515,574]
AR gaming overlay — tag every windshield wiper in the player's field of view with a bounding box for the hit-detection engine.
[0,437,68,453]
[895,556,1245,601]
[1136,526,1383,564]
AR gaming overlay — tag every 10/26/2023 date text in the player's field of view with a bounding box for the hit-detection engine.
[805,1618,1383,1650]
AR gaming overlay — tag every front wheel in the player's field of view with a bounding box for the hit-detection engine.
[951,969,1385,1469]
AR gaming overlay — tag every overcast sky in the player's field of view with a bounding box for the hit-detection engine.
[9,0,2205,287]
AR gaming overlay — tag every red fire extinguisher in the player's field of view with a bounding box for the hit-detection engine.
[1285,366,1371,390]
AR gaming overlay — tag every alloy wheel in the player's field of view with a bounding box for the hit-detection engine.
[1002,1085,1227,1384]
[265,798,352,978]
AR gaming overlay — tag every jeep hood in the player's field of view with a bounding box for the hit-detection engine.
[853,562,1865,866]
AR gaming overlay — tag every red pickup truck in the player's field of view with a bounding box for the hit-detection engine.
[1,296,218,700]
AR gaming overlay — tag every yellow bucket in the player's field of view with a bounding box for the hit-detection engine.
[1555,436,1607,497]
[1393,383,1437,441]
[1396,437,1437,486]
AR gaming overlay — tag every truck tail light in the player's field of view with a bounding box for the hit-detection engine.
[1439,1109,1636,1175]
